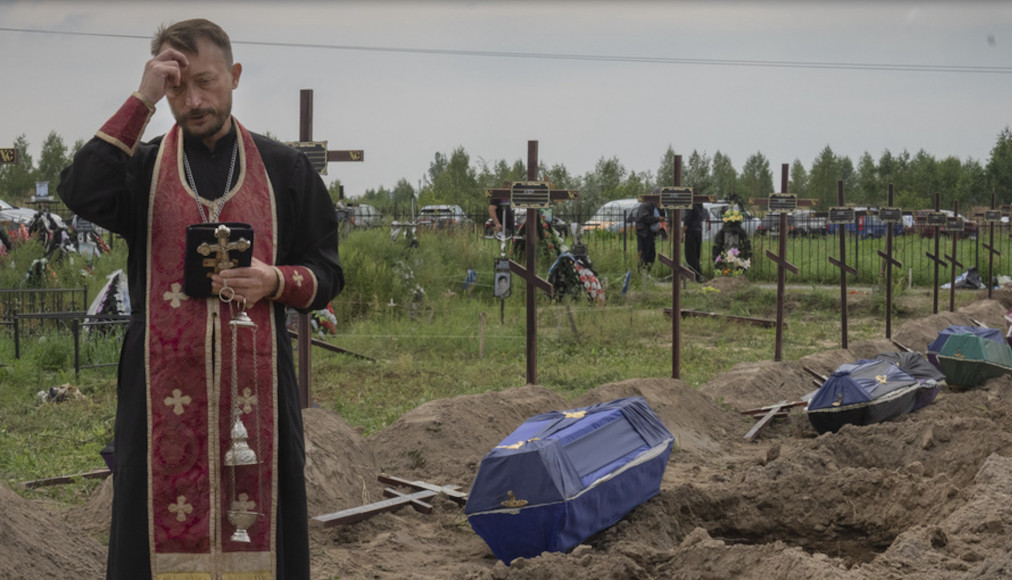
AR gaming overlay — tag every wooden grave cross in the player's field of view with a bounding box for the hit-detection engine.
[293,88,365,409]
[982,191,1003,300]
[749,164,816,361]
[826,180,858,349]
[637,154,699,379]
[945,200,965,313]
[924,192,949,314]
[484,140,577,385]
[877,184,904,338]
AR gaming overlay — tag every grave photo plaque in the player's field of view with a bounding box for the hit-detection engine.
[984,210,1003,224]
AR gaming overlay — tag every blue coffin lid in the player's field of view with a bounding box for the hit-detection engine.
[809,358,918,411]
[464,396,673,515]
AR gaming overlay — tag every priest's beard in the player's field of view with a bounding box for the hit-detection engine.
[175,103,231,142]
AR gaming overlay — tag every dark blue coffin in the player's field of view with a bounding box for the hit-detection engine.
[807,357,941,434]
[464,397,673,563]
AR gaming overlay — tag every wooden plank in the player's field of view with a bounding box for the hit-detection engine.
[802,366,828,382]
[663,308,780,329]
[312,489,439,528]
[377,473,468,505]
[19,468,111,489]
[739,399,807,417]
[891,340,914,353]
[744,403,784,441]
[286,329,375,361]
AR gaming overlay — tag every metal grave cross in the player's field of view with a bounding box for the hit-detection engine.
[749,164,815,361]
[484,140,577,385]
[292,88,365,409]
[197,224,251,275]
[877,184,904,338]
[638,154,700,379]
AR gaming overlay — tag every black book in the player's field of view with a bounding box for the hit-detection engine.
[183,222,254,297]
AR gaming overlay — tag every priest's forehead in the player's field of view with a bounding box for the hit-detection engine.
[151,18,233,65]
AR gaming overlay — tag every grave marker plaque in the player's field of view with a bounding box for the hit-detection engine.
[879,207,902,223]
[828,206,855,225]
[768,193,798,213]
[658,186,693,210]
[511,181,552,209]
[926,212,948,228]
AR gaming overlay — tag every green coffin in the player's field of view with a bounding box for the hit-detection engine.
[936,333,1012,389]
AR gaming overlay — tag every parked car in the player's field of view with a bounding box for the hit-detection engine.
[756,209,827,237]
[826,213,903,239]
[416,204,471,229]
[0,198,40,228]
[910,209,978,239]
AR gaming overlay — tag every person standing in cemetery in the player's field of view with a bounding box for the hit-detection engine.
[682,200,706,281]
[634,197,662,269]
[488,195,514,239]
[58,18,343,580]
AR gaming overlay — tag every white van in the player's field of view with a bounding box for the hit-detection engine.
[581,198,641,234]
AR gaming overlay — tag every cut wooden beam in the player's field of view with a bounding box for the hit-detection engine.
[19,468,111,490]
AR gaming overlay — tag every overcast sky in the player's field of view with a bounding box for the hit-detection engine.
[2,1,1011,198]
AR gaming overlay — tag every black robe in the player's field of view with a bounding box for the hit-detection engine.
[59,105,343,580]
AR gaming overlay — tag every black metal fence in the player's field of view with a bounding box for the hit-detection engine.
[0,287,127,373]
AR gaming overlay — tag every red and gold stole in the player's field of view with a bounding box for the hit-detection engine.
[146,121,278,580]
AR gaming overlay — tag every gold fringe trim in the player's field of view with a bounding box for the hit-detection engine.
[155,574,212,580]
[222,572,273,580]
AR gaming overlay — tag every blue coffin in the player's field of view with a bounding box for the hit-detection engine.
[464,397,674,563]
[807,358,937,434]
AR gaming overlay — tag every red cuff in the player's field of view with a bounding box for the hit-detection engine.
[95,93,154,156]
[272,265,318,309]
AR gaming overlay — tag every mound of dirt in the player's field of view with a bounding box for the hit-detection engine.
[0,484,106,578]
[7,293,1012,579]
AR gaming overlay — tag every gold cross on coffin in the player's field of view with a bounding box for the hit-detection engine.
[197,224,251,277]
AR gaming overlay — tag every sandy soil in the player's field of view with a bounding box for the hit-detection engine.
[7,288,1012,579]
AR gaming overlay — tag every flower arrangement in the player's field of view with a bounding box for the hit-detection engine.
[721,209,744,223]
[714,246,751,276]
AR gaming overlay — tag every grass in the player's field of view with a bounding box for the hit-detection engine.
[0,224,982,505]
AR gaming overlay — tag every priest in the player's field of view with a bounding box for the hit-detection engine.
[58,18,344,580]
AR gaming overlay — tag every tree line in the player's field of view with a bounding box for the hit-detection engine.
[5,128,1012,220]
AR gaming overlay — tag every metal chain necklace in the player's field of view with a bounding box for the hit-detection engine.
[183,138,238,224]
